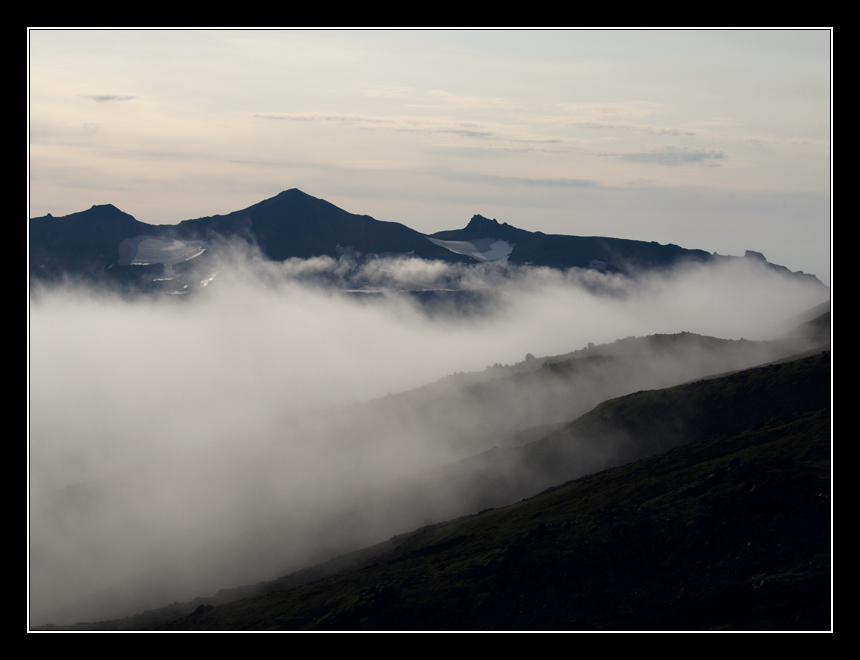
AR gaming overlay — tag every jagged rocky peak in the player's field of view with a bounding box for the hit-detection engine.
[466,215,505,230]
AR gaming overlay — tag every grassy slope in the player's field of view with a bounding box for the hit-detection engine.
[153,352,831,630]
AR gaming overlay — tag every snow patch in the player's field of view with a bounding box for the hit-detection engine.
[427,237,513,262]
[118,236,206,267]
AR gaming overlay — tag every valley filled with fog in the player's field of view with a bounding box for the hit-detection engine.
[28,247,828,626]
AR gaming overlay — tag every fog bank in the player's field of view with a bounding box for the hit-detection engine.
[29,250,827,626]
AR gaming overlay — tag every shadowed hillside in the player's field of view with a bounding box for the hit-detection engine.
[328,346,830,544]
[153,354,831,630]
[45,351,830,630]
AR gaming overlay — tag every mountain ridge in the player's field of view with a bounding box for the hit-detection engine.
[29,189,826,288]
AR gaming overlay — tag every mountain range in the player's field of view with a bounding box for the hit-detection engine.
[30,189,825,289]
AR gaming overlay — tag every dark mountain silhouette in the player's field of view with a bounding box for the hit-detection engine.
[28,190,469,285]
[29,204,155,281]
[171,189,466,262]
[29,189,825,287]
[431,214,536,244]
[432,214,713,272]
[430,213,824,280]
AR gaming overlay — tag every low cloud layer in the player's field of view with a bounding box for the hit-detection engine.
[28,249,827,626]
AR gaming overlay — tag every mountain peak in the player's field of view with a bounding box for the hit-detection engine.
[258,189,314,205]
[275,188,307,198]
[434,214,534,245]
[79,203,133,219]
[466,215,504,230]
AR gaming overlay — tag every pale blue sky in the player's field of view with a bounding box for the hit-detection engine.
[28,29,831,284]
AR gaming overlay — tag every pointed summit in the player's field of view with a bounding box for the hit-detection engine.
[431,215,534,244]
[173,188,468,263]
[465,214,500,229]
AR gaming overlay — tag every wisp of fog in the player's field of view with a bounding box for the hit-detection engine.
[29,247,827,626]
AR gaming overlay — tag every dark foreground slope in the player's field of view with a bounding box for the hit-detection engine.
[145,352,830,631]
[312,332,829,538]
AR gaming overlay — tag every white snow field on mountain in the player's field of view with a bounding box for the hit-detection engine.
[427,237,514,262]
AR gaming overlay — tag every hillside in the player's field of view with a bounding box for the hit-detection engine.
[154,353,831,630]
[46,351,830,630]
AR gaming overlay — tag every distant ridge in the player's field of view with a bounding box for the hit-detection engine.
[29,189,826,288]
[430,214,713,272]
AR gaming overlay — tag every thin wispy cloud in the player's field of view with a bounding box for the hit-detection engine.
[442,171,597,189]
[358,85,414,98]
[415,89,519,109]
[550,101,698,138]
[569,121,691,137]
[83,95,137,103]
[252,112,550,145]
[354,86,517,109]
[614,146,726,167]
[558,101,666,120]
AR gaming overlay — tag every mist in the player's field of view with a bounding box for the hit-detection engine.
[28,248,828,626]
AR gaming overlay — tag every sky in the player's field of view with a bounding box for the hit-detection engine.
[28,29,832,284]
